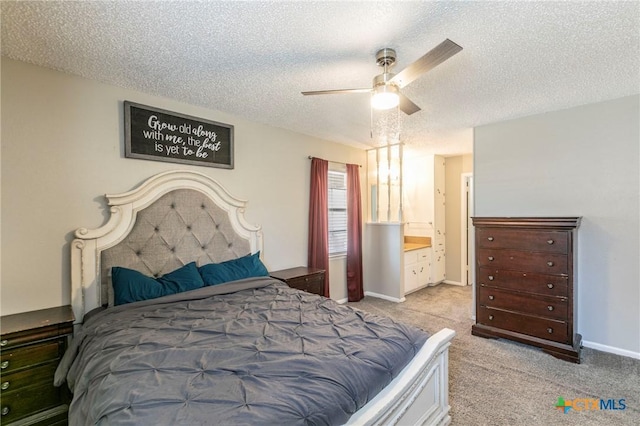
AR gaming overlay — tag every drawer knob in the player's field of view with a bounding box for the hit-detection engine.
[487,236,494,241]
[547,261,554,267]
[1,406,8,416]
[0,361,8,370]
[488,256,494,261]
[547,305,554,311]
[488,295,495,300]
[488,315,494,320]
[488,275,494,281]
[1,382,8,391]
[547,283,554,289]
[547,239,554,245]
[547,328,553,334]
[0,340,7,347]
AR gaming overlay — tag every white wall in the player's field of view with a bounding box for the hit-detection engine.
[363,222,404,301]
[1,58,365,315]
[474,95,640,357]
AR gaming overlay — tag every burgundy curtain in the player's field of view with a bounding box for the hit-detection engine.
[308,158,330,297]
[346,163,364,302]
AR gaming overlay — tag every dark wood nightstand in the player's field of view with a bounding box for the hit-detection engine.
[270,267,326,296]
[1,305,75,425]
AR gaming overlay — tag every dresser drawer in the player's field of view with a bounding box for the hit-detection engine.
[477,267,569,297]
[477,248,568,275]
[477,228,568,253]
[0,339,63,374]
[478,287,568,320]
[0,381,63,424]
[477,307,569,344]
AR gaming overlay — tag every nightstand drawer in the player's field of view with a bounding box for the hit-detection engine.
[1,382,63,424]
[0,324,72,350]
[270,267,326,296]
[1,340,63,373]
[1,362,58,394]
[287,273,324,295]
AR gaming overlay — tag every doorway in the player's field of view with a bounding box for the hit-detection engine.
[461,173,475,320]
[460,173,474,287]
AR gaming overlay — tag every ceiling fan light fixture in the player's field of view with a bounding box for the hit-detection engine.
[302,40,462,116]
[371,85,400,110]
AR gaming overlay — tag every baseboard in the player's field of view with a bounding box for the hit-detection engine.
[364,291,406,303]
[335,297,348,305]
[443,280,464,286]
[582,340,640,360]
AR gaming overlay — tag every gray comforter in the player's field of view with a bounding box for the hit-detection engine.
[55,277,428,425]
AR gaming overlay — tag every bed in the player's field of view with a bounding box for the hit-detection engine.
[56,170,455,425]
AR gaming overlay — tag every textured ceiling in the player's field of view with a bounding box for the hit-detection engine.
[2,1,639,154]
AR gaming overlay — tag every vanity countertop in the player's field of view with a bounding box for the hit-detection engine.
[403,236,432,252]
[404,242,431,251]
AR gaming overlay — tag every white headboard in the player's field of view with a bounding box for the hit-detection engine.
[70,170,263,324]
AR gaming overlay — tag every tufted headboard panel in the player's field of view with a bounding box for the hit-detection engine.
[100,189,250,306]
[71,170,263,324]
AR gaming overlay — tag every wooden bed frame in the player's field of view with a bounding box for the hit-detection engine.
[70,170,455,425]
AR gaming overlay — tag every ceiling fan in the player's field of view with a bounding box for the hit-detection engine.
[301,39,462,115]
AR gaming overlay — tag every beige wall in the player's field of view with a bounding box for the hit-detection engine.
[1,58,366,315]
[444,154,473,284]
[474,95,639,357]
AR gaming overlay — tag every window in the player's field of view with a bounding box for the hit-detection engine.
[328,170,347,255]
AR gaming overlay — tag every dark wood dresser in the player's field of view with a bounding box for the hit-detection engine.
[1,306,75,425]
[471,217,581,363]
[270,267,326,296]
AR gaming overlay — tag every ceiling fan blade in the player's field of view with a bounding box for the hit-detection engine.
[390,39,462,88]
[398,93,421,115]
[301,88,371,96]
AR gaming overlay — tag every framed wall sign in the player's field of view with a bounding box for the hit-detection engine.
[124,101,234,169]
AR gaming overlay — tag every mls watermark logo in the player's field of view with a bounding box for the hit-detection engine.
[555,396,627,413]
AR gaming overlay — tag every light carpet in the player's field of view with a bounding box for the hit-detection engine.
[348,284,639,425]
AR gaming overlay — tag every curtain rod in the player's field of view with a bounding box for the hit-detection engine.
[308,156,362,168]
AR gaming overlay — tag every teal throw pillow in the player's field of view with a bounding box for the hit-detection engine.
[112,262,205,306]
[198,252,269,286]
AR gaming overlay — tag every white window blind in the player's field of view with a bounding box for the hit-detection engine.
[328,170,347,255]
